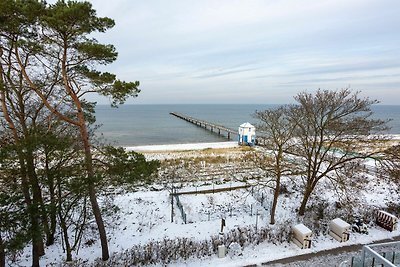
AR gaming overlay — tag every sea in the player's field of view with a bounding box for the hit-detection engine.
[94,104,400,146]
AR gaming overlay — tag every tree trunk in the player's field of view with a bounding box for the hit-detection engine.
[60,218,72,262]
[56,177,72,261]
[270,149,283,225]
[45,149,56,246]
[24,155,44,265]
[0,93,43,265]
[72,199,87,251]
[27,155,51,248]
[88,184,109,260]
[17,154,43,266]
[31,225,41,267]
[48,187,57,246]
[77,109,109,261]
[298,185,313,216]
[25,150,46,256]
[0,232,5,267]
[270,178,280,225]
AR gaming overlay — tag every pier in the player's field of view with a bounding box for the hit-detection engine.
[170,112,238,140]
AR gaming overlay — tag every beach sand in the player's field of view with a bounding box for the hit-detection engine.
[124,141,239,152]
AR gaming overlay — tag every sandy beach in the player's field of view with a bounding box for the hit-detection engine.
[124,134,400,153]
[124,141,239,152]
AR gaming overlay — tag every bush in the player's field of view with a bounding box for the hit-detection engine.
[62,224,293,266]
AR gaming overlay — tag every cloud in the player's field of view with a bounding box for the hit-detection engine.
[80,0,400,104]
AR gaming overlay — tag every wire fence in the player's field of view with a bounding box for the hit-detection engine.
[174,194,187,224]
[249,185,271,213]
[170,187,270,224]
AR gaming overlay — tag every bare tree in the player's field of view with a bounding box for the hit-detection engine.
[254,106,297,224]
[380,144,400,182]
[288,88,388,215]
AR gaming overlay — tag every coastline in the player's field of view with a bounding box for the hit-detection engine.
[123,134,400,153]
[124,141,239,152]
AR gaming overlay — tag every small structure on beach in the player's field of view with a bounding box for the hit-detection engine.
[238,122,256,146]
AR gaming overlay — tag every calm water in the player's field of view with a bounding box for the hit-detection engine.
[94,104,400,146]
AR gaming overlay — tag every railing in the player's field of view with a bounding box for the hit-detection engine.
[170,112,237,140]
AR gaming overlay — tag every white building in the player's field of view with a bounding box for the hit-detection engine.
[238,122,256,146]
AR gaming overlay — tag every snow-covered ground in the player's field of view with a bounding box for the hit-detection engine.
[27,184,399,267]
[11,142,400,267]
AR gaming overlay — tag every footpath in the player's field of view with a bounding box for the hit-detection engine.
[257,235,400,266]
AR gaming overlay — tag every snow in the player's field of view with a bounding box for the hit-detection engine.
[331,218,351,230]
[11,142,400,267]
[166,227,400,267]
[178,189,266,224]
[293,224,312,236]
[239,122,255,128]
[378,210,397,219]
[15,181,399,267]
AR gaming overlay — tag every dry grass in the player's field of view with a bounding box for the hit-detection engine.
[159,147,255,166]
[143,145,253,155]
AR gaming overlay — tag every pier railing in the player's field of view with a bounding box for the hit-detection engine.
[170,112,238,140]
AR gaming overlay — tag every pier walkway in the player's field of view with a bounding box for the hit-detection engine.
[170,112,238,140]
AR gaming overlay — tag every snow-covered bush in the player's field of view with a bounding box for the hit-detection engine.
[227,242,242,257]
[59,224,293,266]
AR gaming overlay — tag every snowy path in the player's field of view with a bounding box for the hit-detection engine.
[265,235,400,266]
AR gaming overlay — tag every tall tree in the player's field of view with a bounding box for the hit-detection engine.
[35,125,86,262]
[1,2,152,263]
[254,106,297,224]
[0,2,48,265]
[0,145,30,267]
[288,89,388,215]
[8,1,140,260]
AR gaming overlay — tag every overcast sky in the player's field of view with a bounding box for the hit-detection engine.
[84,0,400,105]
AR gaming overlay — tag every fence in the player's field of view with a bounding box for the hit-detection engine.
[351,241,400,267]
[174,194,187,224]
[249,185,271,212]
[170,184,273,225]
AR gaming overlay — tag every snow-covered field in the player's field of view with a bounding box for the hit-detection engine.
[12,142,400,267]
[31,184,399,267]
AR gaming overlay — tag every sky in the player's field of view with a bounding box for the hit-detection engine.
[83,0,400,105]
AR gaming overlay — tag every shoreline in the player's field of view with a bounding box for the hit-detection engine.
[123,134,400,153]
[124,141,239,152]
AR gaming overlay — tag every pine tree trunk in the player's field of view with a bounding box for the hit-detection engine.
[48,187,57,246]
[77,109,109,261]
[0,232,5,267]
[45,149,56,246]
[25,151,46,256]
[17,155,42,266]
[0,94,43,266]
[31,229,41,267]
[56,177,72,261]
[59,210,72,261]
[88,183,109,260]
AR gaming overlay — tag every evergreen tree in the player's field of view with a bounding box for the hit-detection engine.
[0,1,139,261]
